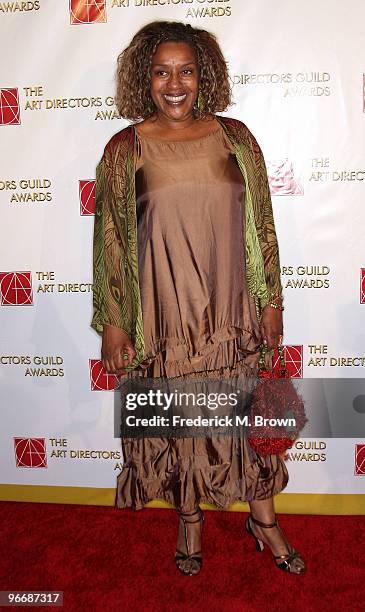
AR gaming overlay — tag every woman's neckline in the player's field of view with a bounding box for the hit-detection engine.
[134,122,223,144]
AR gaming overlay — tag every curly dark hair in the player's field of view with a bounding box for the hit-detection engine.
[115,21,232,121]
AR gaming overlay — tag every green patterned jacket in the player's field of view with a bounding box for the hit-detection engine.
[91,116,283,371]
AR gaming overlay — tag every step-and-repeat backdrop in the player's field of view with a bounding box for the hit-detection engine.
[1,1,364,513]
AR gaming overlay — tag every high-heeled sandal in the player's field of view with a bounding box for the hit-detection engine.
[245,514,306,574]
[175,508,204,576]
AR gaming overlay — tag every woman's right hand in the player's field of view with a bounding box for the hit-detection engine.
[101,324,136,376]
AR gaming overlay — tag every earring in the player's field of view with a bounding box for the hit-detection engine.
[197,90,205,113]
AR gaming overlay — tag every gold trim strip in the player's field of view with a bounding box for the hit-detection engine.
[0,485,364,514]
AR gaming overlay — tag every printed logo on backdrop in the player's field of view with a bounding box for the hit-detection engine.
[306,345,365,370]
[267,159,303,196]
[0,270,91,304]
[263,156,365,195]
[0,271,33,305]
[13,438,122,470]
[230,72,331,97]
[33,271,91,295]
[0,1,40,13]
[309,157,365,183]
[79,180,95,215]
[0,88,20,125]
[273,345,303,378]
[89,359,119,390]
[110,0,232,19]
[281,265,330,290]
[286,440,327,462]
[1,355,64,378]
[11,85,121,122]
[70,0,106,24]
[14,438,47,468]
[360,269,365,304]
[0,178,53,204]
[354,444,365,475]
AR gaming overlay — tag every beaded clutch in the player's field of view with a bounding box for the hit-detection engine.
[247,345,307,457]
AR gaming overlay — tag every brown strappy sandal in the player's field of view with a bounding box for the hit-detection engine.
[175,508,204,576]
[245,514,306,574]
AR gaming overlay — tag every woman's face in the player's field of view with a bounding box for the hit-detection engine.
[150,41,199,123]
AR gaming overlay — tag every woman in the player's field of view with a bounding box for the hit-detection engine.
[92,21,306,576]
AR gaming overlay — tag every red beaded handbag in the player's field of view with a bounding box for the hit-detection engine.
[248,345,307,457]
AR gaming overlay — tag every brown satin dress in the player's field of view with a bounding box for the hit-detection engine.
[116,125,288,512]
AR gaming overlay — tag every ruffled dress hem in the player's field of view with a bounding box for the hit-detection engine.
[116,451,289,512]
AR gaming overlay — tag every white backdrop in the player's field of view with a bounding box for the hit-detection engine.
[1,0,364,513]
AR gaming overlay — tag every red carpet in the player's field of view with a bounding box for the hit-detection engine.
[1,501,364,611]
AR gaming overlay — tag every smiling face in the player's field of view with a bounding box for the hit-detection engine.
[150,41,199,123]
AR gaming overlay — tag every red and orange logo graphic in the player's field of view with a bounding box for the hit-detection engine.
[79,180,95,215]
[14,438,48,468]
[69,0,106,25]
[354,444,365,475]
[89,359,120,391]
[360,269,365,304]
[273,345,303,378]
[0,271,33,306]
[0,88,20,125]
[267,159,304,196]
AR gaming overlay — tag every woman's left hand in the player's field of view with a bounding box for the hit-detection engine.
[259,305,283,350]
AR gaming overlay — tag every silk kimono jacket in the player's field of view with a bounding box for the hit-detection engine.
[91,115,283,371]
